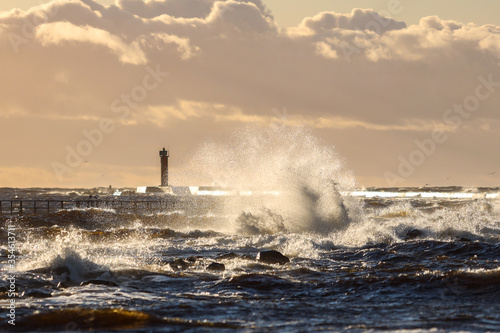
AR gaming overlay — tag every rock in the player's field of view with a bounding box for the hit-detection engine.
[80,280,118,287]
[169,259,189,271]
[206,262,225,272]
[256,250,289,265]
[457,237,472,242]
[404,229,423,240]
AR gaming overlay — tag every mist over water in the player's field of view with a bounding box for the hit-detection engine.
[190,124,362,235]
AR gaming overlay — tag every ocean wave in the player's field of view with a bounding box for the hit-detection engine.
[7,308,240,332]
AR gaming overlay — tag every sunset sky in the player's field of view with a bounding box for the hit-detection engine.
[1,0,499,188]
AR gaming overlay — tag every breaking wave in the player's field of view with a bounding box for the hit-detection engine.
[189,124,362,235]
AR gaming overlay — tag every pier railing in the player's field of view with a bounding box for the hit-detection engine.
[0,198,176,215]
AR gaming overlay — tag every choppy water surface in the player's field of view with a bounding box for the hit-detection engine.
[1,127,500,332]
[1,192,499,332]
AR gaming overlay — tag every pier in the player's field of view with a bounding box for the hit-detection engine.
[0,198,177,215]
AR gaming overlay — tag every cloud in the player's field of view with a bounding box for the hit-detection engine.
[117,0,215,19]
[116,0,273,20]
[36,21,147,65]
[206,1,275,34]
[315,41,338,59]
[292,8,406,36]
[140,32,201,59]
[1,1,500,186]
[1,1,499,123]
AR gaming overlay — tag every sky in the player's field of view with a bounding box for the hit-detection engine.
[0,0,499,188]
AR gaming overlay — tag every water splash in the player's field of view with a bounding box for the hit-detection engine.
[189,124,362,234]
[333,199,500,246]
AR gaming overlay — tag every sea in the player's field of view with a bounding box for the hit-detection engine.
[1,127,500,332]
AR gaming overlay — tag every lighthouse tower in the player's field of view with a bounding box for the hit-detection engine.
[159,148,169,186]
[136,148,174,194]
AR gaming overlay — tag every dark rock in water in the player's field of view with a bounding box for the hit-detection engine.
[21,289,53,298]
[169,259,189,271]
[457,237,472,242]
[216,252,240,260]
[207,262,225,272]
[405,229,424,240]
[80,280,118,287]
[256,250,290,265]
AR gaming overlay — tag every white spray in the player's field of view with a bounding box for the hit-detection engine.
[189,124,362,235]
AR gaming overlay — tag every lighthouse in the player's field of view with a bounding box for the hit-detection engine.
[136,148,173,194]
[159,148,169,186]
